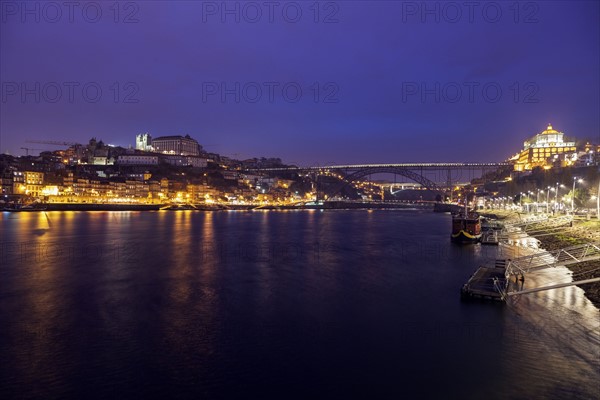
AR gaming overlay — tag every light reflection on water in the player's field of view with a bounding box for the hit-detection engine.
[0,210,598,399]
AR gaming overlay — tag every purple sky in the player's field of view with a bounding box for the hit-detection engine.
[1,1,599,165]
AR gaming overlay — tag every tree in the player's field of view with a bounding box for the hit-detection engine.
[565,188,589,208]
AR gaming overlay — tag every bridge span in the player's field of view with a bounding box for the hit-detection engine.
[246,162,511,199]
[253,162,510,172]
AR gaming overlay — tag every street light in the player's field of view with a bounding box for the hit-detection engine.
[555,183,565,213]
[527,191,534,213]
[546,186,551,214]
[519,192,523,208]
[572,177,583,212]
[597,179,600,221]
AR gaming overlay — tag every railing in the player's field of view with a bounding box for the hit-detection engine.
[505,241,600,278]
[507,277,600,296]
[509,215,573,233]
[496,215,574,244]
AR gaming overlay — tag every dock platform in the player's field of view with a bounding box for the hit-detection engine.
[480,231,499,245]
[461,264,507,301]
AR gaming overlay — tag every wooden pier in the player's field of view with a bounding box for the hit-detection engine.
[461,262,507,301]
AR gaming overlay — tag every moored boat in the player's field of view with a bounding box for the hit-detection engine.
[451,199,482,244]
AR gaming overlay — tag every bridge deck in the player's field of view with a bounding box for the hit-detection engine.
[252,162,510,172]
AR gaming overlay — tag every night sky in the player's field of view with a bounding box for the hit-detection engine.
[1,1,599,165]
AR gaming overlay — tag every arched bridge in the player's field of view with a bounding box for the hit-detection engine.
[247,162,511,198]
[323,166,443,198]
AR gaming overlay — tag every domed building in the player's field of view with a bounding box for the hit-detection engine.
[510,124,577,171]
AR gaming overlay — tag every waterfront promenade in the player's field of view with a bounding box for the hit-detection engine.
[481,209,600,308]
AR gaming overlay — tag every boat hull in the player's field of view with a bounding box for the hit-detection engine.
[451,230,482,244]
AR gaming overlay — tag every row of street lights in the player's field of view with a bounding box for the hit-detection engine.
[489,177,599,221]
[517,177,599,219]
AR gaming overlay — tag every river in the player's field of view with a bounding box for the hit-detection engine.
[1,210,598,399]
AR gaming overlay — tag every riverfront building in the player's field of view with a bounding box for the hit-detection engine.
[511,124,577,171]
[23,171,44,197]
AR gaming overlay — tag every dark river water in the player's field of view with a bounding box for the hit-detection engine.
[1,210,598,399]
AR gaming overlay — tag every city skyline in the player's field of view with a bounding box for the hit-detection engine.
[1,1,599,163]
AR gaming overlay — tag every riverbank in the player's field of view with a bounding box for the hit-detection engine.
[3,201,435,212]
[535,219,600,308]
[3,203,163,212]
[482,210,600,308]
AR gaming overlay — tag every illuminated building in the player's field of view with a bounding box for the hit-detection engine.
[63,172,74,188]
[152,135,201,156]
[136,133,153,151]
[12,171,25,194]
[24,171,44,197]
[1,170,13,195]
[162,155,208,168]
[41,186,59,196]
[117,154,159,165]
[91,156,114,165]
[511,124,577,171]
[73,178,90,196]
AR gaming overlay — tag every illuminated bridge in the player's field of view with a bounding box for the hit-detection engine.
[246,162,511,198]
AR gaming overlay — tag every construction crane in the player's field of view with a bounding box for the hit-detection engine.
[26,139,80,147]
[20,147,43,156]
